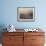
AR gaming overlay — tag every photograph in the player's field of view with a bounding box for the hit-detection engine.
[17,7,35,22]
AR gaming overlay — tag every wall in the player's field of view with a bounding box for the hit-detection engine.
[0,0,46,30]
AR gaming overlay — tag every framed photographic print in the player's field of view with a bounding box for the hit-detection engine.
[17,7,35,22]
